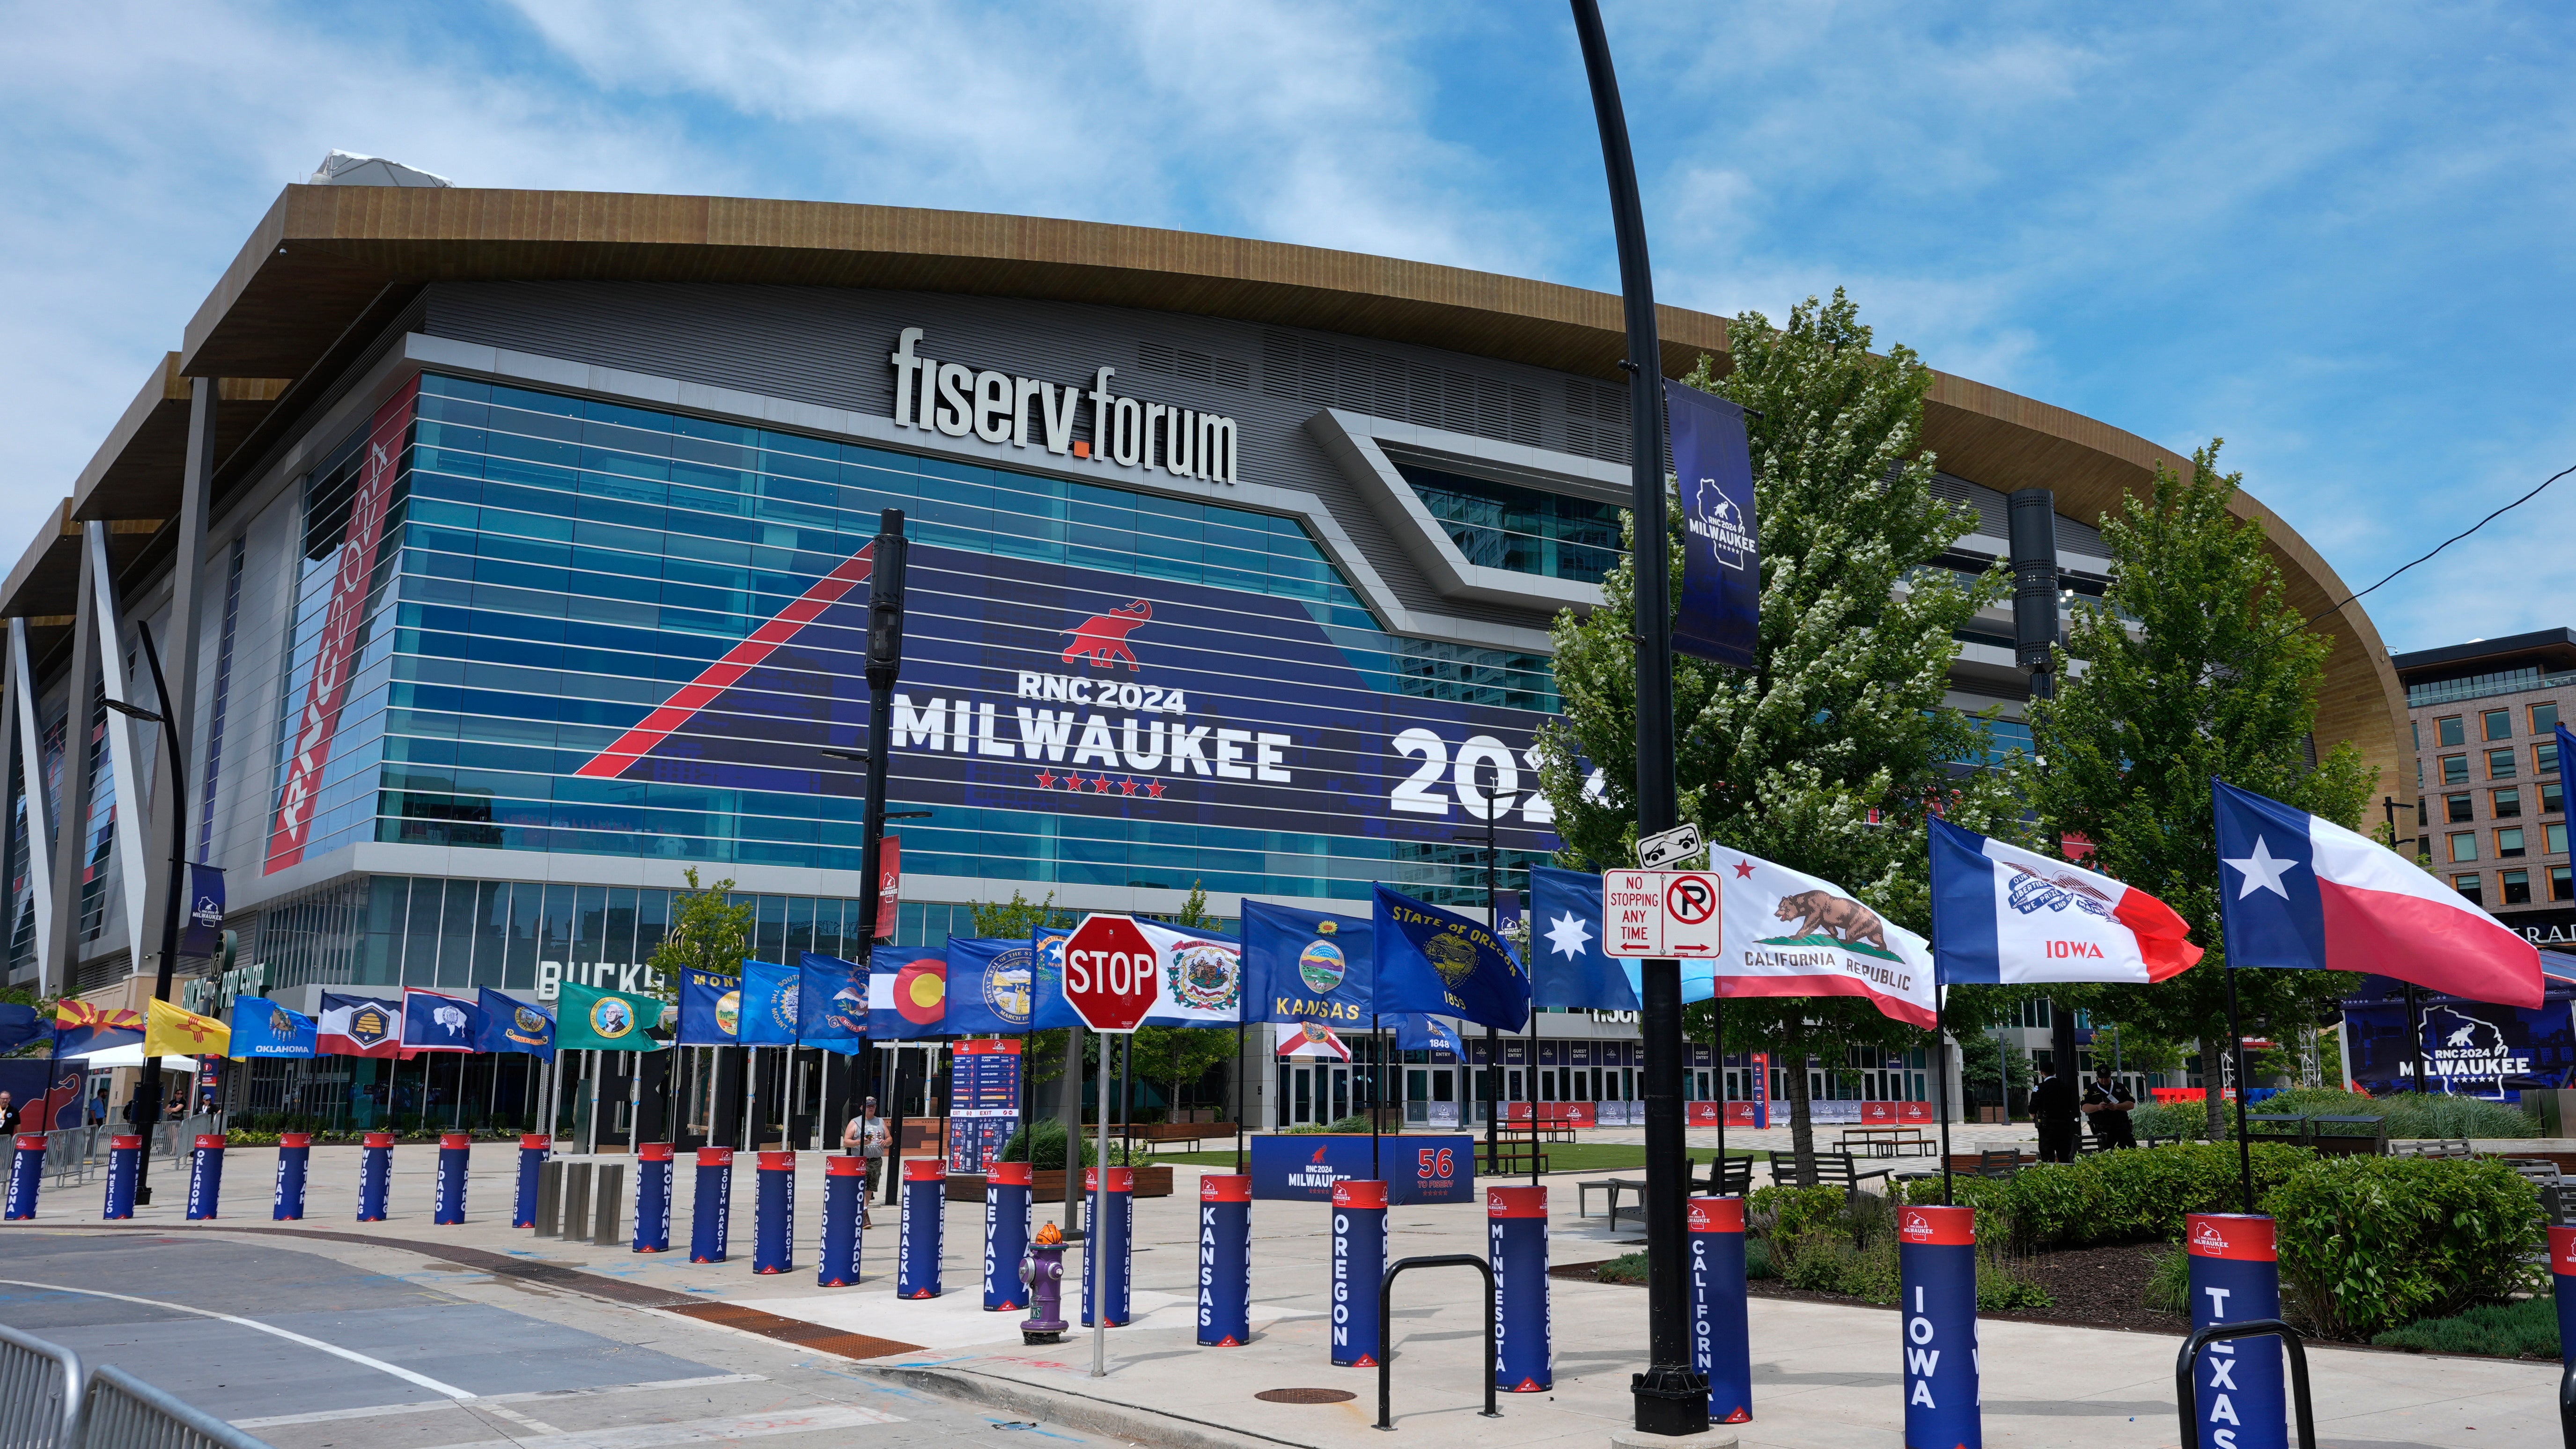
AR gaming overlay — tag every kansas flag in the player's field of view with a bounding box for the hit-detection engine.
[1241,902,1373,1028]
[1372,883,1527,1030]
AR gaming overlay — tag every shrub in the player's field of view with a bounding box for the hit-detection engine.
[2269,1155,2544,1340]
[2128,1101,2206,1141]
[1747,1184,1850,1243]
[1744,1237,1775,1280]
[2372,1295,2558,1359]
[2142,1247,2190,1314]
[999,1119,1134,1168]
[1596,1251,1650,1285]
[1906,1142,2311,1248]
[2244,1086,2534,1141]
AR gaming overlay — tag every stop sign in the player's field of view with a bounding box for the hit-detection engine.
[1062,914,1159,1032]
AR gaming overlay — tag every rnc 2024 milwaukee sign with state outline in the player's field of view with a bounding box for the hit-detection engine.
[550,541,1578,854]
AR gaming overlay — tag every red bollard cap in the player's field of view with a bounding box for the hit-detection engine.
[1199,1174,1251,1204]
[1081,1166,1133,1193]
[697,1147,735,1167]
[363,1133,394,1148]
[826,1155,866,1177]
[986,1161,1034,1186]
[110,1135,141,1150]
[278,1133,311,1149]
[194,1134,226,1151]
[1332,1179,1388,1209]
[637,1142,674,1162]
[440,1133,471,1150]
[14,1134,45,1151]
[1687,1197,1744,1234]
[521,1134,552,1150]
[757,1150,795,1171]
[1898,1205,1976,1246]
[1486,1185,1546,1219]
[2185,1213,2275,1263]
[903,1159,946,1183]
[2552,1226,2576,1278]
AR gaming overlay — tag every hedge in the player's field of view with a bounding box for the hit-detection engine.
[2268,1154,2543,1339]
[1903,1141,2315,1246]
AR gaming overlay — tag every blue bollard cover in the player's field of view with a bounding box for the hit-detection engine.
[2554,1226,2576,1368]
[753,1150,796,1275]
[272,1133,311,1221]
[1689,1196,1753,1424]
[103,1135,140,1219]
[1080,1166,1133,1327]
[984,1161,1032,1310]
[1488,1184,1551,1392]
[691,1147,733,1263]
[633,1142,674,1252]
[6,1134,44,1220]
[433,1132,471,1225]
[186,1134,227,1221]
[357,1132,393,1221]
[514,1134,550,1228]
[1898,1205,1980,1449]
[1331,1179,1387,1368]
[1198,1174,1252,1346]
[818,1155,865,1287]
[2187,1213,2286,1449]
[898,1158,946,1298]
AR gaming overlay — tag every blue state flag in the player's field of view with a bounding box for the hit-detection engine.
[476,989,555,1060]
[1030,927,1082,1029]
[1372,883,1529,1030]
[226,998,316,1059]
[1389,1013,1462,1056]
[1526,867,1647,1010]
[870,944,949,1040]
[1241,902,1373,1030]
[677,969,739,1046]
[947,938,1036,1035]
[740,959,801,1045]
[399,988,479,1052]
[798,953,868,1055]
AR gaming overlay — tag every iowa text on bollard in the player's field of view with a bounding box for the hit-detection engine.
[2187,1214,2287,1449]
[1688,1195,1752,1424]
[1897,1204,1980,1449]
[1331,1179,1389,1368]
[271,1133,311,1221]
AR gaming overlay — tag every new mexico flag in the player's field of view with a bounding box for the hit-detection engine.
[144,998,230,1058]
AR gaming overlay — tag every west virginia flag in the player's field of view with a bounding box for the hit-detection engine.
[144,999,230,1058]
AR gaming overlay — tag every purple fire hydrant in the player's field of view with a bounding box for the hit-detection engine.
[1021,1220,1068,1344]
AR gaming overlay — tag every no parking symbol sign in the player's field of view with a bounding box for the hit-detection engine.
[1602,870,1724,958]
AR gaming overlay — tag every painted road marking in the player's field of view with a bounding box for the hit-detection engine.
[436,1405,905,1449]
[0,1278,478,1399]
[231,1374,771,1429]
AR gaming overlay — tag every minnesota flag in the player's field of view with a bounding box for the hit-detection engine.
[143,998,230,1058]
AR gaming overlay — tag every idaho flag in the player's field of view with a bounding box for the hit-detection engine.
[676,969,739,1046]
[225,998,316,1059]
[870,944,948,1039]
[1372,883,1528,1030]
[740,959,800,1045]
[798,953,868,1055]
[946,938,1035,1036]
[1241,902,1372,1029]
[476,989,555,1060]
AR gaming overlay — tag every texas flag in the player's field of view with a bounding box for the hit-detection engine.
[1929,817,2201,984]
[2214,779,2542,1008]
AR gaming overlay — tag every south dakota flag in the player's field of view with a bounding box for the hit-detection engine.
[1929,817,2201,985]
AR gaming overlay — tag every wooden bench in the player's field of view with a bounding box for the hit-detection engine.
[2394,1138,2477,1159]
[1478,1143,1552,1175]
[1699,1155,1753,1197]
[1133,1122,1236,1153]
[1836,1125,1935,1158]
[1768,1150,1892,1194]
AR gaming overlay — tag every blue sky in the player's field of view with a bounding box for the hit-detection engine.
[2,1,2569,654]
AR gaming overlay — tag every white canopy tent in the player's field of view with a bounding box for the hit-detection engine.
[54,1043,203,1070]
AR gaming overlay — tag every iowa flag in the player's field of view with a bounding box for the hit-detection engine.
[143,999,229,1058]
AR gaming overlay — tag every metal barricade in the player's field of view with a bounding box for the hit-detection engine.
[0,1322,87,1449]
[1374,1253,1501,1430]
[82,1364,271,1449]
[44,1128,99,1188]
[2175,1318,2316,1449]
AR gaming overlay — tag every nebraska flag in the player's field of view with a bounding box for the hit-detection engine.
[2214,779,2542,1008]
[1928,817,2201,984]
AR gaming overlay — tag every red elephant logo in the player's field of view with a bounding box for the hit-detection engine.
[1061,601,1152,671]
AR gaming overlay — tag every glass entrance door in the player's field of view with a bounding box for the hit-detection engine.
[1279,1062,1353,1126]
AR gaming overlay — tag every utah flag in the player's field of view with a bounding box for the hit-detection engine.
[1929,817,2201,984]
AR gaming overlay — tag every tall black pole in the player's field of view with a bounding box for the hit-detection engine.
[1570,2,1703,1432]
[852,508,907,1202]
[126,624,187,1206]
[1484,785,1511,1177]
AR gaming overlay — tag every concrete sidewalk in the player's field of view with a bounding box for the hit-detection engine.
[3,1139,2554,1449]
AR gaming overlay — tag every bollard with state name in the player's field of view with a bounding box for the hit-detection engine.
[690,1147,733,1262]
[434,1132,471,1225]
[1080,1165,1134,1327]
[185,1134,227,1221]
[898,1159,945,1298]
[1898,1204,1980,1449]
[357,1132,393,1221]
[633,1142,674,1252]
[1197,1173,1252,1346]
[752,1150,795,1275]
[514,1135,549,1228]
[819,1155,865,1287]
[1487,1184,1551,1392]
[1331,1179,1388,1368]
[1689,1196,1752,1424]
[2554,1226,2576,1375]
[2186,1213,2286,1449]
[103,1135,140,1219]
[984,1162,1032,1310]
[272,1133,311,1221]
[6,1134,44,1220]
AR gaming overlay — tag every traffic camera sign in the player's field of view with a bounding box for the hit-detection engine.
[1062,914,1158,1032]
[1602,870,1724,958]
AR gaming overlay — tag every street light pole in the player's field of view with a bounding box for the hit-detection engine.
[846,508,909,1206]
[1481,779,1518,1181]
[110,624,188,1206]
[1568,0,1705,1433]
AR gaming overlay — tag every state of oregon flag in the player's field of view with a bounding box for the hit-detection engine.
[144,998,230,1058]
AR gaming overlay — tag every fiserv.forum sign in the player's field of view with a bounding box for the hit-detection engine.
[888,328,1239,485]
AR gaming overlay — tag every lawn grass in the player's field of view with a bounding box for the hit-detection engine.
[2372,1295,2557,1359]
[1148,1141,1756,1173]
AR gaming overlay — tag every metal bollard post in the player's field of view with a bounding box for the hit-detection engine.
[356,1132,392,1221]
[592,1164,626,1246]
[534,1159,564,1237]
[434,1133,471,1225]
[562,1162,595,1243]
[1374,1253,1501,1430]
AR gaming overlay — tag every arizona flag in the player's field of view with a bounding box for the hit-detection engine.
[2214,779,2542,1008]
[1929,817,2201,984]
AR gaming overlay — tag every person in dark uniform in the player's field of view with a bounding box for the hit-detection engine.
[2031,1061,2080,1162]
[2083,1066,2137,1149]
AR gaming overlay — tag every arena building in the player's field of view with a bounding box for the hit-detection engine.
[1,166,2413,1140]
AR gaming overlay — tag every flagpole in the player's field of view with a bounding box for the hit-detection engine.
[1528,1014,1539,1187]
[2224,961,2254,1214]
[1369,1013,1380,1179]
[1713,998,1726,1191]
[1935,986,1953,1207]
[1232,1021,1245,1174]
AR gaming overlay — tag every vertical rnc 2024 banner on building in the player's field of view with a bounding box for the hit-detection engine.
[1665,380,1759,670]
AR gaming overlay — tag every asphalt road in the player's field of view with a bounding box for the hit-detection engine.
[0,1229,1096,1449]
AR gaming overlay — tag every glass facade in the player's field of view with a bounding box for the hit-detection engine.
[265,374,1556,905]
[1394,461,1625,584]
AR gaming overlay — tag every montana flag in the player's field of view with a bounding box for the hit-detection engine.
[945,938,1036,1035]
[1274,1021,1351,1061]
[1526,867,1648,1010]
[1372,883,1528,1031]
[1715,850,1936,1029]
[870,945,948,1039]
[557,979,668,1051]
[1241,902,1373,1028]
[2214,779,2543,1008]
[226,998,316,1059]
[49,1000,143,1059]
[476,989,555,1060]
[1929,817,2201,985]
[143,998,229,1058]
[676,969,738,1046]
[316,993,402,1057]
[400,988,479,1052]
[797,953,868,1050]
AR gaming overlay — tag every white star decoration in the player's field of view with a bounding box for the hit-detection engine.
[2223,836,2301,900]
[1545,910,1594,959]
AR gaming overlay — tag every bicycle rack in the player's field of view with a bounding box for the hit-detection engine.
[2173,1318,2316,1449]
[1374,1253,1502,1431]
[2558,1358,2575,1449]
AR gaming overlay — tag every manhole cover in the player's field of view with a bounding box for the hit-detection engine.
[1255,1389,1356,1405]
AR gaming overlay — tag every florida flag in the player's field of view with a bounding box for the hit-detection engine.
[2214,779,2542,1008]
[1929,817,2201,984]
[1275,1021,1351,1061]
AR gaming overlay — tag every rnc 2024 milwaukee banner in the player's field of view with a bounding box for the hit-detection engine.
[553,542,1575,856]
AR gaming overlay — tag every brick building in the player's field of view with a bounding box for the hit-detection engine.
[2395,629,2576,946]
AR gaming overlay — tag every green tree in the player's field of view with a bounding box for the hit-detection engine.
[1131,882,1230,1120]
[645,868,753,1004]
[2020,444,2376,1135]
[972,890,1075,1086]
[1535,290,2021,1178]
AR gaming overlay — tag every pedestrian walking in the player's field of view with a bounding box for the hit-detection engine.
[2082,1064,2137,1149]
[842,1096,888,1229]
[2031,1061,2080,1162]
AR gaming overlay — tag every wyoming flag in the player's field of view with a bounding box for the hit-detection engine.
[143,998,230,1059]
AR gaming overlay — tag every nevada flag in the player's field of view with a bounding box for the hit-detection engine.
[1929,817,2201,985]
[2214,778,2542,1008]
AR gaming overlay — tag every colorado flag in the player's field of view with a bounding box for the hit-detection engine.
[1929,817,2201,984]
[2214,779,2542,1008]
